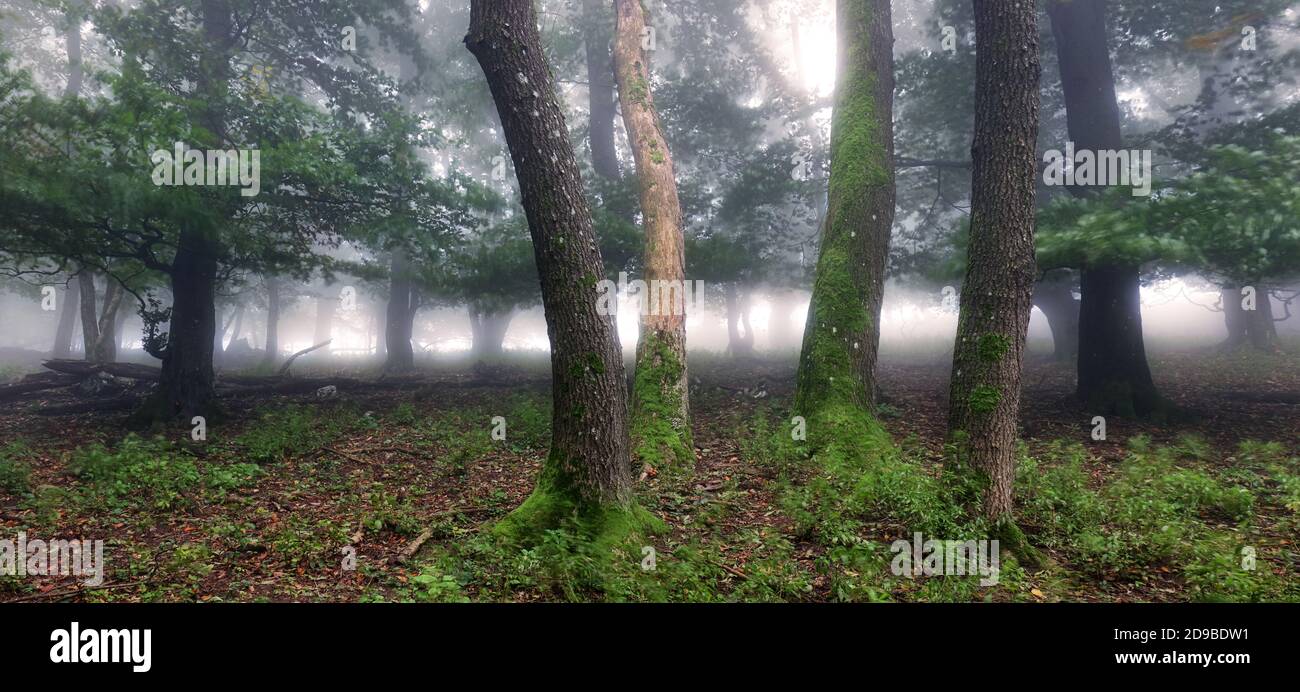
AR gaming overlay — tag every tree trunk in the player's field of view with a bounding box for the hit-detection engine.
[384,249,415,372]
[467,0,644,539]
[1048,0,1163,418]
[469,305,513,360]
[145,226,219,421]
[583,0,620,180]
[262,277,281,368]
[724,284,755,356]
[947,0,1041,528]
[613,0,693,474]
[1033,275,1079,362]
[314,294,336,349]
[793,0,895,433]
[1247,290,1279,352]
[225,303,244,353]
[93,278,124,363]
[52,275,80,358]
[78,269,100,361]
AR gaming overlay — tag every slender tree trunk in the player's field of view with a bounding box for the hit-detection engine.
[1033,276,1079,362]
[793,0,895,432]
[226,303,244,353]
[613,0,693,473]
[262,277,281,367]
[93,278,124,362]
[467,0,645,538]
[724,284,755,356]
[1048,0,1162,417]
[384,249,415,371]
[947,0,1041,529]
[52,275,80,358]
[78,269,100,361]
[583,0,620,180]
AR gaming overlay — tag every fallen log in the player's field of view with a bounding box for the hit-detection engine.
[42,359,160,380]
[0,373,80,401]
[33,396,142,416]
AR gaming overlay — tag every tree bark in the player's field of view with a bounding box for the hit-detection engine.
[583,0,620,180]
[77,268,100,361]
[384,249,415,372]
[793,0,895,424]
[52,275,80,358]
[613,0,693,473]
[947,0,1041,526]
[1048,0,1163,417]
[466,0,638,532]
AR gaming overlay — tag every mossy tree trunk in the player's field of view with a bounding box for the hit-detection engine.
[793,0,895,439]
[1048,0,1162,418]
[947,0,1041,524]
[613,0,693,474]
[466,0,655,543]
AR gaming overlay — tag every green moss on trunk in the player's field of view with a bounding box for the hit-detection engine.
[630,330,694,474]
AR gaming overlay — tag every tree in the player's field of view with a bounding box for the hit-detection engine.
[793,0,895,444]
[1047,0,1163,418]
[946,0,1041,538]
[613,0,693,474]
[465,0,657,543]
[582,0,620,181]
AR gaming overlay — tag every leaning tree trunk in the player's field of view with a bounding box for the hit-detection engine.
[613,0,693,474]
[583,0,621,180]
[467,0,649,541]
[1033,274,1079,362]
[384,249,415,372]
[947,0,1041,534]
[793,0,895,446]
[1048,0,1162,418]
[51,275,80,358]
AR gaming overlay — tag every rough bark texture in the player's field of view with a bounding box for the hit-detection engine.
[947,0,1041,525]
[613,0,693,473]
[384,250,415,372]
[583,0,620,180]
[1048,0,1162,418]
[793,0,895,422]
[466,0,649,542]
[1033,274,1080,362]
[52,275,80,358]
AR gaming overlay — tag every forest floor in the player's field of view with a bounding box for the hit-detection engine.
[1,340,1297,603]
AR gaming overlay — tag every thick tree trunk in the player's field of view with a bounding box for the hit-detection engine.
[1048,0,1163,417]
[469,305,513,360]
[145,226,219,421]
[261,277,281,368]
[613,0,693,473]
[1033,276,1079,362]
[947,0,1041,527]
[467,0,642,537]
[384,250,415,372]
[793,0,895,427]
[583,0,620,180]
[51,275,80,358]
